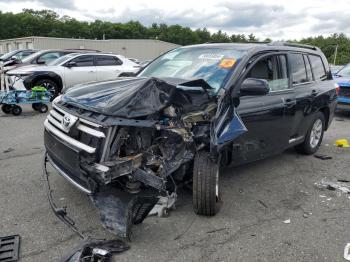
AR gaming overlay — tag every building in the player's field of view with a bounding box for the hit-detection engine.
[0,36,180,60]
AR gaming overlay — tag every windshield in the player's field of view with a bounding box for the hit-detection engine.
[0,50,19,60]
[47,53,77,66]
[21,51,43,63]
[139,47,245,92]
[337,64,350,77]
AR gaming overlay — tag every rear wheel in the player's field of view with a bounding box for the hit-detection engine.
[34,79,59,100]
[11,105,22,116]
[1,104,12,114]
[295,111,325,155]
[192,151,221,216]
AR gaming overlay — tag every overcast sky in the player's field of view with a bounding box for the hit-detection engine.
[0,0,349,40]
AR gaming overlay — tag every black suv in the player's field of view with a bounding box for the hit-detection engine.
[43,42,337,238]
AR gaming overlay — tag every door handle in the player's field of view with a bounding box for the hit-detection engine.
[284,99,296,108]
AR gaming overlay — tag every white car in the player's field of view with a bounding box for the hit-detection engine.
[6,53,140,97]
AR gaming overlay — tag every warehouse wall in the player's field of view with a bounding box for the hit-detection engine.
[0,37,179,60]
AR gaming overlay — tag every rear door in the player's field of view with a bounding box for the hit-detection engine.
[95,55,123,81]
[230,53,296,164]
[63,55,97,88]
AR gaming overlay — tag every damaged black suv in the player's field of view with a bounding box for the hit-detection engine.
[43,42,337,238]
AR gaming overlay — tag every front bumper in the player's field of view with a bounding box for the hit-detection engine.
[44,128,96,194]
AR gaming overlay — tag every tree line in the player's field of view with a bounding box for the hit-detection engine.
[1,9,349,64]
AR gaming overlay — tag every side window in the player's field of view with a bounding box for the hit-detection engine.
[38,52,61,64]
[95,55,123,66]
[309,55,327,80]
[303,55,313,82]
[289,53,308,85]
[71,55,94,67]
[246,55,289,91]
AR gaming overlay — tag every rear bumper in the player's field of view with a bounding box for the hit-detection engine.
[336,97,350,110]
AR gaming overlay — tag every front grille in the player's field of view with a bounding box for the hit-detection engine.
[45,104,106,156]
[339,86,350,98]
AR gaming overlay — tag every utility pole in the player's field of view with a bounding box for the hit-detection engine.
[333,44,338,65]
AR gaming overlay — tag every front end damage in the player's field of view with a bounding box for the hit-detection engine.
[43,77,247,239]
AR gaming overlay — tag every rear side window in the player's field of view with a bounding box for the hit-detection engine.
[71,55,94,67]
[289,53,308,85]
[309,55,326,80]
[96,55,122,66]
[303,55,313,82]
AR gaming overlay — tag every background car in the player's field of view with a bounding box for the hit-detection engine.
[334,63,350,110]
[0,49,37,64]
[7,53,140,97]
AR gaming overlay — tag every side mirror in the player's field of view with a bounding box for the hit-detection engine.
[37,59,46,65]
[240,78,269,96]
[66,61,77,68]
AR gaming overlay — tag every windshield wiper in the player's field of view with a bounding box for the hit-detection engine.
[179,78,214,90]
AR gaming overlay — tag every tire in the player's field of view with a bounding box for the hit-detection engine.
[192,151,221,216]
[38,104,48,113]
[11,105,22,116]
[1,104,12,114]
[295,111,325,155]
[32,103,41,111]
[34,79,59,100]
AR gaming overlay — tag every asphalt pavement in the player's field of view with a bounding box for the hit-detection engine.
[1,105,350,262]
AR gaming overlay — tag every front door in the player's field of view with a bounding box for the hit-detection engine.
[64,55,97,88]
[232,53,296,165]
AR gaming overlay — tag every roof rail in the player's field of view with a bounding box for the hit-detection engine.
[268,42,318,51]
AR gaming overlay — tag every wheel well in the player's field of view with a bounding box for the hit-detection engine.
[33,76,62,93]
[319,107,330,130]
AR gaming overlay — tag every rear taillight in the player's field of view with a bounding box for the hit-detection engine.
[335,83,340,95]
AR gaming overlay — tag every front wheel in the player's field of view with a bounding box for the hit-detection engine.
[192,151,221,216]
[295,111,325,155]
[34,79,59,100]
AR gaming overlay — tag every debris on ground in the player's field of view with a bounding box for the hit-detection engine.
[0,235,20,262]
[314,154,332,160]
[315,178,350,194]
[60,239,129,262]
[282,219,291,224]
[2,147,14,153]
[335,139,350,148]
[344,243,350,261]
[148,193,177,217]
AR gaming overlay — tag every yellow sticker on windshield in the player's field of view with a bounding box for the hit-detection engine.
[219,58,236,68]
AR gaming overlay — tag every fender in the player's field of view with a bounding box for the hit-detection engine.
[23,71,63,92]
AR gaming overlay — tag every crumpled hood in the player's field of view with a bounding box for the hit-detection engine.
[60,77,179,118]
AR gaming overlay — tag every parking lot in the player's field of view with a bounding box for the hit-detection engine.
[0,106,350,262]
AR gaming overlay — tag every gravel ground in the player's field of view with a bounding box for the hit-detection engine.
[1,105,350,262]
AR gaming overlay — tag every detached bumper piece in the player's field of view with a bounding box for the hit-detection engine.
[91,191,158,240]
[0,235,20,262]
[43,153,158,240]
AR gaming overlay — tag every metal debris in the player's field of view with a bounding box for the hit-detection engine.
[344,243,350,261]
[314,154,332,160]
[283,219,291,224]
[315,178,350,194]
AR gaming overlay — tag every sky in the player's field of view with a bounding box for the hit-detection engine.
[0,0,349,40]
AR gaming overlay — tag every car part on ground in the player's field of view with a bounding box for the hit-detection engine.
[0,235,20,262]
[60,239,129,262]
